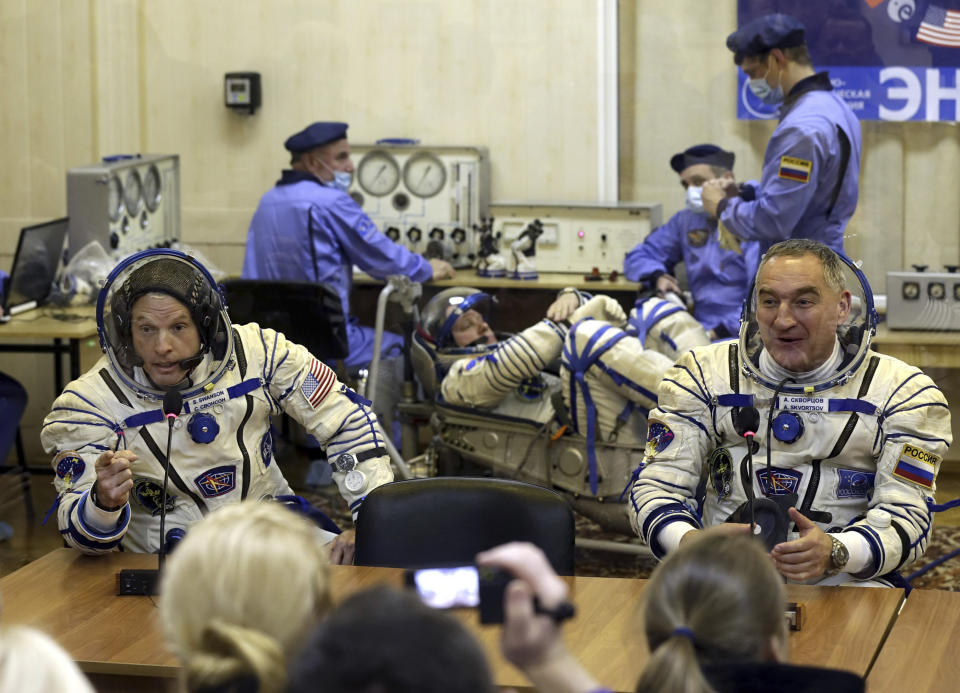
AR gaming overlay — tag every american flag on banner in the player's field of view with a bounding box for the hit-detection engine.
[301,358,336,408]
[917,4,960,47]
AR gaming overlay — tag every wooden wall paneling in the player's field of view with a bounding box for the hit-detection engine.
[845,123,905,289]
[902,123,960,271]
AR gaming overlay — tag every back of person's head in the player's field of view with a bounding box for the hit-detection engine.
[160,501,331,693]
[288,585,495,693]
[635,535,787,693]
[0,624,94,693]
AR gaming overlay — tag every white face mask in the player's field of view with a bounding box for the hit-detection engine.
[747,58,784,105]
[685,185,706,215]
[319,159,353,192]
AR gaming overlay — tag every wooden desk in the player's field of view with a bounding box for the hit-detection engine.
[0,305,97,394]
[0,549,904,692]
[872,325,960,369]
[867,588,960,693]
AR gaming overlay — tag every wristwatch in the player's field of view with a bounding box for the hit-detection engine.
[824,535,850,577]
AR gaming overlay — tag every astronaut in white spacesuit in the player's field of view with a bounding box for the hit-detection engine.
[41,250,393,562]
[629,239,952,585]
[415,287,708,495]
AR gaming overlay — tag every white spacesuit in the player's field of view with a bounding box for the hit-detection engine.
[42,250,393,555]
[629,250,952,584]
[422,289,708,496]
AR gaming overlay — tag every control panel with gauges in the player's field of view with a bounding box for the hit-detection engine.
[348,144,489,268]
[886,265,960,330]
[66,154,180,260]
[488,201,662,275]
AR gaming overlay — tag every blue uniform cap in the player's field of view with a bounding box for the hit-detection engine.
[284,121,349,153]
[726,13,805,64]
[670,144,735,174]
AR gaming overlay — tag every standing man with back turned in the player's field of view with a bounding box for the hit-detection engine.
[703,14,862,255]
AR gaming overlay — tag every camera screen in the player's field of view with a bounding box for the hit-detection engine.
[411,566,480,609]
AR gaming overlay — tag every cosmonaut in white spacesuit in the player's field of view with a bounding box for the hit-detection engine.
[414,287,709,495]
[41,250,393,562]
[629,239,952,586]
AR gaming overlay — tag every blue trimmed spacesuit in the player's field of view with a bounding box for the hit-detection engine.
[628,248,951,585]
[243,170,432,369]
[418,290,709,495]
[41,250,393,555]
[625,210,763,338]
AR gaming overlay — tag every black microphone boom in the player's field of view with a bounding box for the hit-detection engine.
[117,388,183,597]
[734,406,760,437]
[163,389,184,417]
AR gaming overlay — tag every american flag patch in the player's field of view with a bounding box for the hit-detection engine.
[301,359,337,408]
[778,156,812,183]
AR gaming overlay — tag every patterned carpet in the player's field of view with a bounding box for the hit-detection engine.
[302,479,960,590]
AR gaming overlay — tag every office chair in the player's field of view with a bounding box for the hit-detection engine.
[219,279,348,362]
[354,476,576,575]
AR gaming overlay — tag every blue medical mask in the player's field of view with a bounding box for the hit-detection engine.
[320,160,353,192]
[685,185,706,215]
[748,59,784,105]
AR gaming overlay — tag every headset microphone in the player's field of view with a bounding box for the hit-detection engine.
[733,407,761,535]
[159,390,183,571]
[116,388,184,597]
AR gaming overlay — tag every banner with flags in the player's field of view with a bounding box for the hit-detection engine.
[737,0,960,121]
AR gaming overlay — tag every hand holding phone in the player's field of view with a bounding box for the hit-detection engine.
[405,565,512,624]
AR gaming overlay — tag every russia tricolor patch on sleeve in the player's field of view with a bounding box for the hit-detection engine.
[892,443,940,489]
[778,156,812,183]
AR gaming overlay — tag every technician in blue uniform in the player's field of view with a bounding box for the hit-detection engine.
[243,121,456,370]
[624,144,761,340]
[702,14,861,255]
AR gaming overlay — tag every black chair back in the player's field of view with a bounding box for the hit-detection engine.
[220,279,348,361]
[355,477,576,575]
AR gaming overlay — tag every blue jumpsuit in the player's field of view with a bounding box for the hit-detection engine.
[0,271,27,466]
[719,73,861,255]
[624,210,762,338]
[243,171,432,369]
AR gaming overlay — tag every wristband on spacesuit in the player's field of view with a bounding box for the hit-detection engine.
[90,482,124,513]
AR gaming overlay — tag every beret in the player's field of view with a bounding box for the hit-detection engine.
[670,144,736,174]
[284,122,349,153]
[726,13,805,64]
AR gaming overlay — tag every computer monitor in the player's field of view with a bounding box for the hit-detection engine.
[1,218,69,318]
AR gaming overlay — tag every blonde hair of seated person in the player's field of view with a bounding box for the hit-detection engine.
[160,501,332,693]
[635,535,788,693]
[0,624,94,693]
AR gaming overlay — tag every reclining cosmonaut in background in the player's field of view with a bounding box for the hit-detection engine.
[410,287,709,533]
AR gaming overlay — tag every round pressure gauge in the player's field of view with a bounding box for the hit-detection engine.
[123,169,143,215]
[357,150,400,197]
[143,165,162,212]
[107,175,123,221]
[403,152,447,198]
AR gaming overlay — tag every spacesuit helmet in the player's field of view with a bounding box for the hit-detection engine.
[739,240,877,394]
[97,249,233,400]
[411,288,497,397]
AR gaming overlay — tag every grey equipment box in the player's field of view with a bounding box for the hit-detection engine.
[886,270,960,330]
[67,154,180,260]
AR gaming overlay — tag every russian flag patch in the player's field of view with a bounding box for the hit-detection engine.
[301,358,337,408]
[892,443,940,489]
[778,155,812,183]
